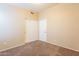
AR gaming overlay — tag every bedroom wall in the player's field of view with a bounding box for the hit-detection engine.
[39,4,79,52]
[0,4,38,51]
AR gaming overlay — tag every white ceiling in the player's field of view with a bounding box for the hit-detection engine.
[10,3,57,13]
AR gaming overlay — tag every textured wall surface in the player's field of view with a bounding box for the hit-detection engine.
[39,4,79,52]
[0,4,38,51]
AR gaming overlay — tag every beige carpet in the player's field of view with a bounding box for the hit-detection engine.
[0,40,79,56]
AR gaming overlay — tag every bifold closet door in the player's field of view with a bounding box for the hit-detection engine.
[39,19,47,41]
[25,20,38,42]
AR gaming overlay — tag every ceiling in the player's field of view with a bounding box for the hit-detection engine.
[10,3,57,13]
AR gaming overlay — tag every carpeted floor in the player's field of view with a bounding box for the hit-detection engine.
[0,40,79,56]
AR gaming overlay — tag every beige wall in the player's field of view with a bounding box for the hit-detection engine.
[39,4,79,52]
[0,4,38,51]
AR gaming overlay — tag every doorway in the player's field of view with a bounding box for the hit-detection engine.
[39,19,47,41]
[25,20,38,42]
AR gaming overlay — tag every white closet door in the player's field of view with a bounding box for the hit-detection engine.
[25,20,38,42]
[39,19,47,41]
